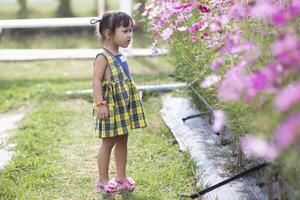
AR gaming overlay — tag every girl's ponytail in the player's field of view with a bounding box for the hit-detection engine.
[90,19,102,25]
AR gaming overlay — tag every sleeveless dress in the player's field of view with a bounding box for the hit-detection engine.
[93,48,147,138]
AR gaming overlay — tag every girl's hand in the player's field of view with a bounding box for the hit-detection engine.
[98,105,109,120]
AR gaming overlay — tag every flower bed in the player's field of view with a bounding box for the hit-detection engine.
[138,0,300,198]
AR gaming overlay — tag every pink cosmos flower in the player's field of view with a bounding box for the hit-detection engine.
[217,15,230,26]
[212,110,225,133]
[229,42,254,54]
[246,63,279,102]
[143,4,152,16]
[161,27,174,40]
[211,57,223,72]
[197,5,209,13]
[228,2,247,19]
[201,32,209,39]
[191,36,199,42]
[175,9,193,25]
[200,74,221,88]
[174,2,195,10]
[249,0,298,26]
[246,70,268,102]
[274,112,300,148]
[274,81,300,112]
[151,40,159,56]
[188,21,204,35]
[270,0,300,26]
[218,63,247,101]
[250,0,280,19]
[221,32,243,55]
[270,9,291,26]
[271,31,300,68]
[241,136,278,160]
[289,0,300,17]
[242,43,261,64]
[209,22,222,33]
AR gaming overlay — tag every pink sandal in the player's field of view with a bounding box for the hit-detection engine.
[115,177,136,192]
[95,180,122,195]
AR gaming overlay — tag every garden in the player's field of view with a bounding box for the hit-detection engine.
[139,0,300,199]
[0,0,299,199]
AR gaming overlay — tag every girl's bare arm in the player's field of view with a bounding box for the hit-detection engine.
[92,55,107,103]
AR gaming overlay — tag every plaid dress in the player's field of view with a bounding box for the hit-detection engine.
[93,48,147,138]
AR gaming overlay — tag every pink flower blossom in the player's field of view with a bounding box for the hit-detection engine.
[269,0,300,26]
[246,63,279,102]
[242,43,261,63]
[175,9,193,24]
[246,70,268,102]
[249,0,297,26]
[191,36,199,42]
[217,15,230,26]
[174,2,195,10]
[270,9,291,26]
[250,0,280,19]
[212,110,225,133]
[230,42,253,54]
[218,63,247,101]
[228,2,248,19]
[188,21,204,35]
[201,32,209,39]
[221,32,243,55]
[274,112,300,148]
[197,5,209,13]
[161,27,174,40]
[209,22,222,33]
[145,0,300,158]
[241,136,278,160]
[271,31,300,68]
[200,74,221,88]
[289,0,300,17]
[274,81,300,112]
[211,57,223,72]
[151,40,160,56]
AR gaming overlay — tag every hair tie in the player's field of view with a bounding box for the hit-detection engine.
[90,19,102,25]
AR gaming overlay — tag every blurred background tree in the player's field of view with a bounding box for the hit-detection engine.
[17,0,28,18]
[56,0,74,17]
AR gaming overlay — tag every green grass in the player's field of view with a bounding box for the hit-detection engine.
[0,31,153,49]
[0,57,174,112]
[0,56,198,199]
[0,33,97,49]
[0,0,120,19]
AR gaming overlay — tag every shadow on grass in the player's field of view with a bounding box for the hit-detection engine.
[0,72,176,111]
[0,72,173,90]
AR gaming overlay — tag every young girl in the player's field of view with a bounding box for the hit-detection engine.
[90,11,147,195]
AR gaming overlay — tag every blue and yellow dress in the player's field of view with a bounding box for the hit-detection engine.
[93,48,147,138]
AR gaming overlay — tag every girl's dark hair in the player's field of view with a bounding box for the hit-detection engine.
[90,11,133,39]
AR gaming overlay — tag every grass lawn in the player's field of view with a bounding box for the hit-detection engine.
[0,0,120,19]
[0,56,198,199]
[0,30,154,49]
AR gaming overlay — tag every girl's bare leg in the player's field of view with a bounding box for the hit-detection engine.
[114,134,128,180]
[98,137,116,184]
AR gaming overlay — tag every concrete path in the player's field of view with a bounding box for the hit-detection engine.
[160,95,273,200]
[0,110,25,170]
